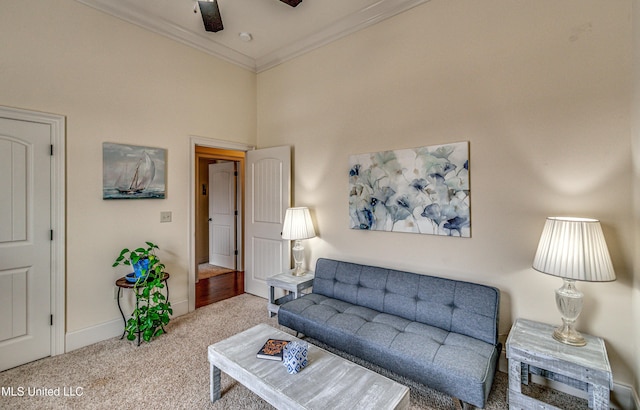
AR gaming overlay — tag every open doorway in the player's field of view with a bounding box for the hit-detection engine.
[189,139,290,310]
[194,145,246,308]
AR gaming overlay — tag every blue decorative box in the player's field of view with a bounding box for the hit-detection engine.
[282,341,308,374]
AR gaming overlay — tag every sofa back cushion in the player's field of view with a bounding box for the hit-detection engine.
[312,258,500,345]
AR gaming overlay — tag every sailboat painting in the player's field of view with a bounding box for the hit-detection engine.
[103,143,166,199]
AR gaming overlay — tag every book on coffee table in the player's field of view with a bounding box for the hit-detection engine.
[256,339,289,361]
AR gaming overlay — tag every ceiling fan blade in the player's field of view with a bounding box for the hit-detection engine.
[280,0,302,7]
[198,1,224,32]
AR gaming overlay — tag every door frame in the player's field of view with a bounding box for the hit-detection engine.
[0,105,66,356]
[188,136,254,312]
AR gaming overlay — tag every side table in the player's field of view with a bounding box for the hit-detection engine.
[266,270,314,317]
[115,272,170,345]
[506,318,612,410]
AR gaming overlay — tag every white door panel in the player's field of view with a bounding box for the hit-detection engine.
[0,117,52,371]
[245,146,290,298]
[209,162,236,269]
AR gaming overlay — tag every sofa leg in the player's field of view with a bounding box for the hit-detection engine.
[456,399,475,410]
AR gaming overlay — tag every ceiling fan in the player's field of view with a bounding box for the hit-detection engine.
[196,0,303,33]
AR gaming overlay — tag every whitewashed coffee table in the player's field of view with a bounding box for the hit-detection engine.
[208,323,409,409]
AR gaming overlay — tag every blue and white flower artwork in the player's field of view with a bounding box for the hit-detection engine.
[349,141,470,237]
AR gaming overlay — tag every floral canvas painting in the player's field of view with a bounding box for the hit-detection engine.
[103,143,166,199]
[349,142,470,237]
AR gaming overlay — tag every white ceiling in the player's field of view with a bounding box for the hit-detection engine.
[75,0,429,72]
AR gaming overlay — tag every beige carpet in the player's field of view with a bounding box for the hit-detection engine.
[198,263,235,280]
[0,294,587,409]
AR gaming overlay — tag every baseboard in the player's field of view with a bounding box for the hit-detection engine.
[65,298,189,353]
[498,350,638,410]
[65,318,122,352]
[614,383,640,410]
[168,298,189,318]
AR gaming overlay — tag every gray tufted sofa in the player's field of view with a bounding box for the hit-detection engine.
[277,258,501,409]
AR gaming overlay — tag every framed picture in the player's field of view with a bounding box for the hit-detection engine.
[103,143,166,199]
[349,141,470,237]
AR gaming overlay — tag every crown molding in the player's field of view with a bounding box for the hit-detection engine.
[75,0,429,73]
[255,0,430,72]
[75,0,257,71]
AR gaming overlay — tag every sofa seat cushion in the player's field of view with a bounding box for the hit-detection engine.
[279,293,499,408]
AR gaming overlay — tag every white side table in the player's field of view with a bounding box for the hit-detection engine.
[266,270,314,317]
[506,318,612,410]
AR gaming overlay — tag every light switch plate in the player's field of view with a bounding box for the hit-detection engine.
[160,211,172,223]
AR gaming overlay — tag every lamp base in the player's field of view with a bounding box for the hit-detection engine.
[290,240,307,276]
[291,266,307,276]
[553,279,587,347]
[553,323,586,347]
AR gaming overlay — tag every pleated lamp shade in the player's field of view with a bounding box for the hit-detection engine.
[533,217,616,282]
[282,207,316,240]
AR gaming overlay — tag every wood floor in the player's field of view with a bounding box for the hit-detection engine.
[195,270,244,308]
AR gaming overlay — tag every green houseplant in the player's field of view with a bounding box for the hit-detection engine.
[113,241,172,343]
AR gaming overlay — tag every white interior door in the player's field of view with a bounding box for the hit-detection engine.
[0,117,52,371]
[208,161,236,269]
[245,146,291,298]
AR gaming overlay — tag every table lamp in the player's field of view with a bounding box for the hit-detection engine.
[282,207,316,276]
[532,217,616,346]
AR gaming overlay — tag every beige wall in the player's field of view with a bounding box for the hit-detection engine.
[258,0,635,389]
[197,158,211,265]
[0,0,256,331]
[632,0,640,397]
